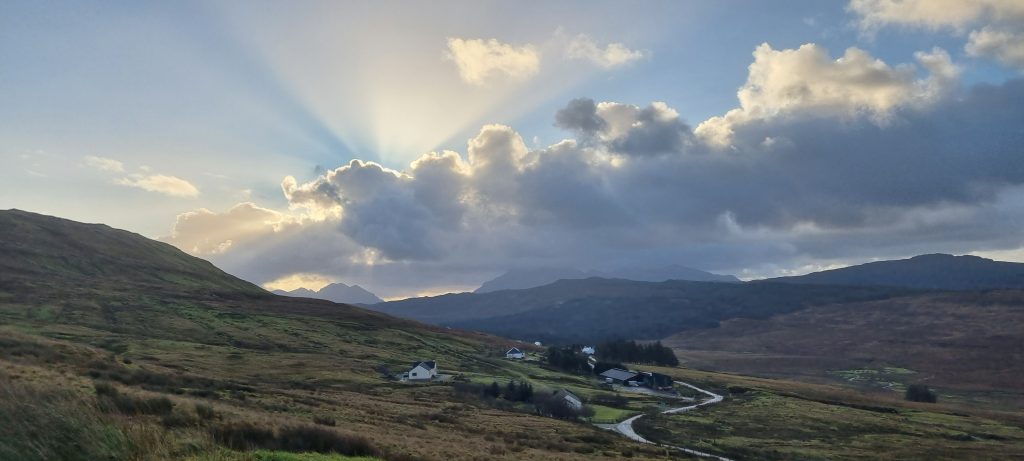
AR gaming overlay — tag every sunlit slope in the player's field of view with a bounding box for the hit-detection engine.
[0,209,266,296]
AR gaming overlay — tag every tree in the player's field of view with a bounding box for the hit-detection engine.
[905,384,937,403]
[485,381,501,399]
[504,381,518,401]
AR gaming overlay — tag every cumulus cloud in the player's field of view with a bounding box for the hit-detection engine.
[848,0,1024,33]
[967,27,1024,69]
[83,155,124,172]
[283,159,453,260]
[556,99,691,156]
[695,43,958,147]
[566,34,645,68]
[445,38,540,85]
[116,174,200,198]
[163,202,289,254]
[848,0,1024,71]
[165,41,1024,299]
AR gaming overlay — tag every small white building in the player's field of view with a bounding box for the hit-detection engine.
[505,347,525,359]
[406,361,437,381]
[581,346,595,355]
[553,389,583,411]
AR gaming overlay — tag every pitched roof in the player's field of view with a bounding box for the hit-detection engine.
[553,388,581,402]
[599,368,641,381]
[506,347,523,354]
[410,361,436,370]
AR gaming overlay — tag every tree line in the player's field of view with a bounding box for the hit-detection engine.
[453,380,534,403]
[595,339,679,366]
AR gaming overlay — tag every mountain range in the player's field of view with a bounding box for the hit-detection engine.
[766,253,1024,290]
[475,264,738,293]
[272,282,383,304]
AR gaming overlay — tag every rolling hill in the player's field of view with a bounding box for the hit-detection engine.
[663,289,1024,398]
[475,265,738,293]
[767,253,1024,290]
[374,277,914,341]
[0,209,266,296]
[0,209,661,461]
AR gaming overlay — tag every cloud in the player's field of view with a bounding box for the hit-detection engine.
[566,34,645,68]
[967,27,1024,69]
[262,273,334,292]
[848,0,1024,33]
[848,0,1024,71]
[695,43,958,147]
[556,99,692,156]
[445,38,540,85]
[283,159,453,260]
[163,202,289,254]
[116,174,200,198]
[83,155,124,172]
[165,41,1024,299]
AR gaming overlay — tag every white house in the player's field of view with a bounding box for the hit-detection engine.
[406,361,437,381]
[505,347,525,359]
[581,346,595,355]
[553,389,583,411]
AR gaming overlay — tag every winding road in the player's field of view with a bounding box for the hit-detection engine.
[605,381,732,461]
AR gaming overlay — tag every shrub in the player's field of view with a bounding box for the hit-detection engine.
[277,425,375,455]
[905,384,938,403]
[211,421,378,457]
[212,421,276,450]
[195,403,217,420]
[0,379,131,461]
[100,393,175,416]
[590,393,629,408]
[94,381,119,397]
[161,408,199,428]
[312,415,336,426]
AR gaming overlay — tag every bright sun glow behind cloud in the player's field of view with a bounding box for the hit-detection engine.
[207,2,647,167]
[262,273,335,292]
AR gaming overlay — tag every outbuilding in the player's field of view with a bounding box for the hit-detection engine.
[599,368,642,385]
[406,361,437,381]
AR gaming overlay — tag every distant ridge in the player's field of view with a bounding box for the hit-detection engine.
[273,282,383,305]
[475,264,738,293]
[766,253,1024,290]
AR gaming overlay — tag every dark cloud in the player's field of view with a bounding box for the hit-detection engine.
[554,98,606,134]
[174,75,1024,298]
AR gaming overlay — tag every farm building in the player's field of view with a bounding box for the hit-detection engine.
[505,347,525,359]
[552,389,583,411]
[599,368,642,385]
[406,361,437,381]
[640,371,674,390]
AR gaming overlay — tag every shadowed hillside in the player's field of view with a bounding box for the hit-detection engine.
[375,278,914,342]
[767,254,1024,290]
[664,290,1024,398]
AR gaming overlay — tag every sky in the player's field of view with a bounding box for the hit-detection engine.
[2,0,1024,299]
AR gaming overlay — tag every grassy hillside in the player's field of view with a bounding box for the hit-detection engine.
[664,290,1024,405]
[632,366,1024,461]
[375,278,913,343]
[0,210,668,461]
[0,209,267,296]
